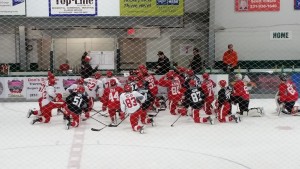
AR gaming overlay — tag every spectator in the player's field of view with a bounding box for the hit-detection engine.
[80,56,98,78]
[155,51,170,75]
[223,44,238,73]
[59,59,70,73]
[190,48,204,74]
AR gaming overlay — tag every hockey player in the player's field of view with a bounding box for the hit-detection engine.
[127,75,138,91]
[232,74,263,116]
[83,72,104,119]
[140,67,160,109]
[66,78,85,94]
[201,73,216,115]
[232,74,249,115]
[120,84,153,133]
[277,74,299,115]
[158,71,183,115]
[136,80,155,123]
[65,85,89,129]
[183,69,201,89]
[102,70,121,88]
[179,80,214,124]
[30,78,63,124]
[216,80,240,123]
[101,79,124,125]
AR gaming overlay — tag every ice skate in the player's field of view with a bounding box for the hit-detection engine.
[31,117,40,125]
[65,119,71,130]
[27,109,33,118]
[207,116,214,125]
[139,126,145,134]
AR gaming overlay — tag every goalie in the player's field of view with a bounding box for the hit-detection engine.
[276,74,299,115]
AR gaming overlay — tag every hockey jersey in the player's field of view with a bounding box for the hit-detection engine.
[120,91,145,114]
[101,86,124,109]
[278,80,299,102]
[182,87,205,109]
[84,77,104,98]
[66,92,89,115]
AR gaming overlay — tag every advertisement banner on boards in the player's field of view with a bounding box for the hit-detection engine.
[0,0,26,15]
[4,77,26,98]
[120,0,184,16]
[235,0,280,12]
[49,0,97,16]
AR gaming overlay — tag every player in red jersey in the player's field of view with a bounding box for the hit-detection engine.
[158,71,184,115]
[232,74,249,115]
[140,67,160,109]
[101,79,124,125]
[201,73,216,115]
[277,74,299,115]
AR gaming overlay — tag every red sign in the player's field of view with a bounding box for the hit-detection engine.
[235,0,280,12]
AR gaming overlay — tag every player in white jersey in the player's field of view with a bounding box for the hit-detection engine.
[66,78,85,94]
[120,84,153,134]
[29,78,64,124]
[83,72,104,119]
[102,70,121,88]
[84,72,104,99]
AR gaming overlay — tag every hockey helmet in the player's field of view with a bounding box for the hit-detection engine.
[110,79,117,87]
[137,81,144,88]
[138,64,147,70]
[47,71,55,80]
[279,73,287,81]
[76,85,85,93]
[218,80,227,88]
[124,84,132,92]
[48,78,56,86]
[166,71,174,79]
[186,69,194,76]
[202,73,210,80]
[128,75,135,82]
[189,80,197,87]
[84,56,91,62]
[107,71,113,77]
[94,72,101,79]
[77,78,84,85]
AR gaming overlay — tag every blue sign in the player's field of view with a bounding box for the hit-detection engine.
[295,0,300,9]
[12,0,24,6]
[157,0,179,5]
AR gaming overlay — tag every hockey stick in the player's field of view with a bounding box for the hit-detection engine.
[89,116,108,126]
[90,116,109,131]
[171,114,182,127]
[92,108,108,117]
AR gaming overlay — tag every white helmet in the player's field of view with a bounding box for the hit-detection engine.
[235,74,243,80]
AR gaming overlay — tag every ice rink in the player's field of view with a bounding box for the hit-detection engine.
[1,99,300,169]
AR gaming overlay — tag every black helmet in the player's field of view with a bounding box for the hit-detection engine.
[279,73,287,81]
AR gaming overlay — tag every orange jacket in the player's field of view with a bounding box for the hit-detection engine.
[223,50,238,67]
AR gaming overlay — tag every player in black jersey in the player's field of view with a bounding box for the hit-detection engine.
[136,80,156,123]
[180,80,214,124]
[65,85,89,129]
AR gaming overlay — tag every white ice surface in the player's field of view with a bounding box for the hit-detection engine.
[1,99,300,169]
